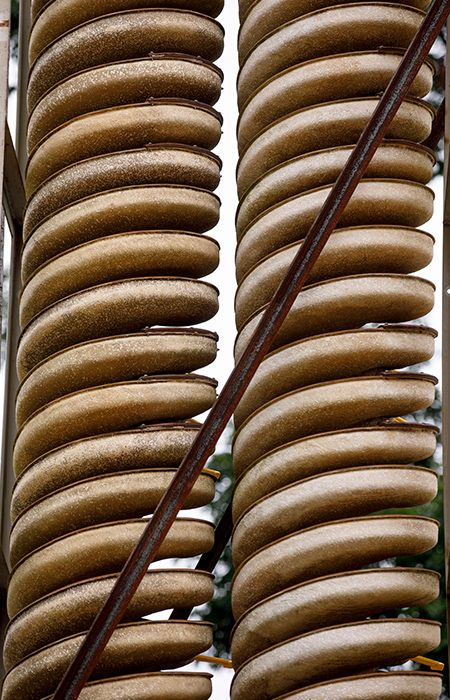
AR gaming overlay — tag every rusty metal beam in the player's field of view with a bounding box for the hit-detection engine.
[170,503,233,621]
[2,120,25,240]
[442,17,450,676]
[52,0,450,697]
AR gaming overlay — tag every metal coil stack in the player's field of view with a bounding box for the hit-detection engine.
[230,0,442,698]
[2,1,225,698]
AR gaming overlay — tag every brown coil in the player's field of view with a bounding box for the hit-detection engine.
[230,0,442,698]
[2,1,225,698]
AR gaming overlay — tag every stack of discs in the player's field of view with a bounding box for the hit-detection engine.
[230,0,442,698]
[2,1,225,698]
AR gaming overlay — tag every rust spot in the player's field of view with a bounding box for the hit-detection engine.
[0,20,9,26]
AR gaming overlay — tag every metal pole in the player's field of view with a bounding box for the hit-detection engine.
[442,15,450,677]
[1,0,29,568]
[0,0,11,679]
[170,504,233,621]
[53,1,450,697]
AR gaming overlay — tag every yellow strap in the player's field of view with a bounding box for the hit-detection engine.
[202,468,221,479]
[412,655,445,672]
[195,655,233,669]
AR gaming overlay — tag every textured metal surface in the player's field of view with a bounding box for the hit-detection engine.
[20,231,220,326]
[3,620,214,700]
[10,423,201,521]
[27,56,223,150]
[423,97,445,151]
[234,325,436,427]
[237,3,425,106]
[237,50,433,152]
[231,516,439,619]
[5,570,214,669]
[13,375,218,477]
[8,518,215,617]
[6,0,224,693]
[30,0,224,58]
[237,97,434,196]
[231,466,438,567]
[283,671,442,700]
[234,274,435,360]
[235,232,434,331]
[10,469,217,565]
[238,0,429,60]
[235,182,434,282]
[229,0,446,694]
[24,146,221,235]
[230,568,440,668]
[15,329,218,426]
[17,278,219,378]
[42,672,213,700]
[232,423,438,521]
[26,101,223,196]
[236,143,435,236]
[230,619,440,700]
[28,10,224,106]
[45,672,213,700]
[232,373,437,477]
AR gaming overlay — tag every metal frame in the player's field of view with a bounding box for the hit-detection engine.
[443,15,450,683]
[1,0,448,693]
[48,1,450,697]
[0,0,29,570]
[0,0,13,679]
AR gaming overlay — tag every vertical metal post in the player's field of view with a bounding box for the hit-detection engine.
[0,0,29,566]
[442,18,450,673]
[0,0,12,679]
[14,0,29,169]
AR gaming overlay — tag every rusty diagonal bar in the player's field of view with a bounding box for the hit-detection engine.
[53,0,450,697]
[170,503,233,621]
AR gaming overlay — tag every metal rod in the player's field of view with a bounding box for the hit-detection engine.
[170,504,234,621]
[52,1,450,697]
[2,121,25,239]
[442,22,450,676]
[423,97,445,151]
[1,0,29,570]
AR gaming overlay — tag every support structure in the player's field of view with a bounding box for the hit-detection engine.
[0,0,449,696]
[443,15,450,679]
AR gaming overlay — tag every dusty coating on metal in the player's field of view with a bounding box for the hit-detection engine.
[27,56,223,151]
[27,10,224,104]
[26,102,223,196]
[15,330,218,425]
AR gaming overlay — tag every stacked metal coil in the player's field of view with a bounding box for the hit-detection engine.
[2,1,225,699]
[230,0,442,698]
